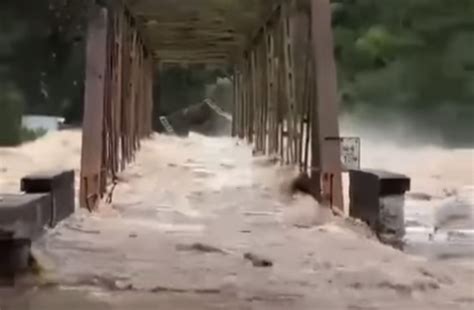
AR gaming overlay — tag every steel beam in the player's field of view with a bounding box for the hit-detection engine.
[80,3,154,210]
[281,1,297,164]
[231,68,237,137]
[310,0,344,210]
[80,5,108,211]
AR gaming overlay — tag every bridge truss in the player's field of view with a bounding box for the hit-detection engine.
[80,0,344,211]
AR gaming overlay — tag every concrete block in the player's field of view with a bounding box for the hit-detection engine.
[0,194,52,240]
[0,170,75,281]
[21,170,75,227]
[349,169,411,246]
[0,238,30,282]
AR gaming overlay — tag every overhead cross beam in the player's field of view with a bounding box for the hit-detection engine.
[126,0,274,63]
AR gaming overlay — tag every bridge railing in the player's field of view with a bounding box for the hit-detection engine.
[80,3,153,211]
[232,0,344,210]
[79,0,343,212]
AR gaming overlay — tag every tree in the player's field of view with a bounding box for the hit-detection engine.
[0,0,88,122]
[0,83,24,145]
[333,0,474,146]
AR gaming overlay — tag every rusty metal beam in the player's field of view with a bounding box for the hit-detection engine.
[310,0,344,210]
[281,1,297,164]
[77,0,343,213]
[80,5,108,211]
[231,0,343,212]
[80,2,154,210]
[232,68,238,137]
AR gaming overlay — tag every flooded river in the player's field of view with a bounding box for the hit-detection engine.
[341,117,474,263]
[0,125,473,309]
[1,122,473,263]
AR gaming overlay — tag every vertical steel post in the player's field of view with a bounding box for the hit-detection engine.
[112,10,124,176]
[250,49,258,145]
[80,5,108,210]
[266,25,278,155]
[310,0,344,210]
[80,3,154,210]
[246,53,254,143]
[264,27,273,154]
[263,33,269,155]
[282,1,297,164]
[257,39,267,153]
[237,69,244,139]
[232,67,237,137]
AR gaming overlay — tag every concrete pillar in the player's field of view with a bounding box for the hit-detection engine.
[349,169,411,248]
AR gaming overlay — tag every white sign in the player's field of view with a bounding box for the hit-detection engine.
[340,137,361,170]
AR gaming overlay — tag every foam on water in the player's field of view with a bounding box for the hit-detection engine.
[341,115,474,260]
[1,124,473,261]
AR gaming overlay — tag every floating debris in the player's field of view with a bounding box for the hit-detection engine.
[176,242,227,254]
[244,252,273,267]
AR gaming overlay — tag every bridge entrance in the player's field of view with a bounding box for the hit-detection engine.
[80,0,343,211]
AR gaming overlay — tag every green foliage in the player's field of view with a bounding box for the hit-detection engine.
[0,0,88,124]
[333,0,474,146]
[1,0,473,146]
[0,83,24,146]
[158,64,231,116]
[0,81,47,145]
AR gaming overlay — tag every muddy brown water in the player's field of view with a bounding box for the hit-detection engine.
[0,128,473,309]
